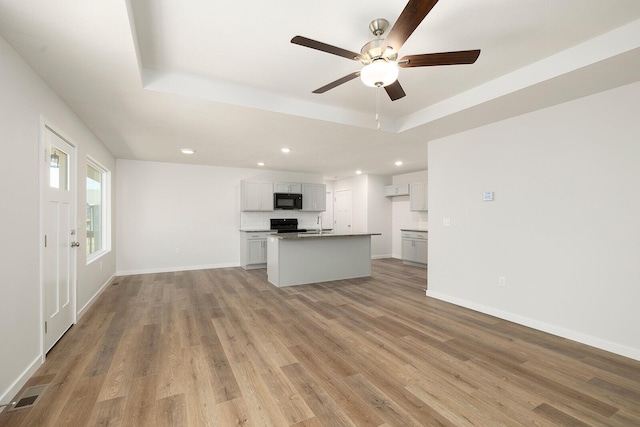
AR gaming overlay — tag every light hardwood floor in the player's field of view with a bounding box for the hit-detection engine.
[2,259,639,426]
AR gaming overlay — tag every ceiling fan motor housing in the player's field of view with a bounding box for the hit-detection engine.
[360,19,398,64]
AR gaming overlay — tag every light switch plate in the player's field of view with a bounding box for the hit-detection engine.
[443,217,451,227]
[483,191,494,201]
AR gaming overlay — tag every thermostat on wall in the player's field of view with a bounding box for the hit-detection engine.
[483,191,494,201]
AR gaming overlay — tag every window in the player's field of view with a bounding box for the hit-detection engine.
[86,159,110,260]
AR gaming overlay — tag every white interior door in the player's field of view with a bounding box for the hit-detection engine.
[44,127,76,353]
[334,189,352,234]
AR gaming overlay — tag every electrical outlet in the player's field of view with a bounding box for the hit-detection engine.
[443,217,451,227]
[499,276,506,287]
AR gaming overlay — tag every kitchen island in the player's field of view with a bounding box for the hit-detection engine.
[267,232,381,287]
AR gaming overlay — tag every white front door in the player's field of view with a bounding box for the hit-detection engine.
[44,127,76,353]
[334,189,352,234]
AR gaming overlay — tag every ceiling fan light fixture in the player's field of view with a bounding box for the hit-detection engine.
[360,59,399,88]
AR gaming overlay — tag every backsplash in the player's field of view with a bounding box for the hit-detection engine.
[241,211,325,230]
[401,211,428,231]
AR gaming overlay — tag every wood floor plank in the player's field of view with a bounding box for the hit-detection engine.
[96,330,141,402]
[282,362,356,427]
[155,330,186,400]
[181,345,221,427]
[199,333,242,403]
[215,397,250,427]
[55,374,105,426]
[155,394,187,427]
[228,360,292,426]
[2,259,640,427]
[132,323,161,378]
[532,402,592,426]
[287,344,386,427]
[86,396,126,427]
[344,373,425,427]
[121,375,157,427]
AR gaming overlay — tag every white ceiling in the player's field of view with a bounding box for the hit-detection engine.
[1,0,640,179]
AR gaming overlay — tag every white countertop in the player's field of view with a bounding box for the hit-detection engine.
[401,229,428,232]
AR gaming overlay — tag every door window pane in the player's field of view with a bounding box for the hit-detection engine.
[50,147,68,190]
[86,164,103,255]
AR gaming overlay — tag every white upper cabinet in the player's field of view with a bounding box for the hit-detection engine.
[410,181,428,211]
[274,182,302,193]
[302,183,326,211]
[384,184,410,197]
[241,180,273,211]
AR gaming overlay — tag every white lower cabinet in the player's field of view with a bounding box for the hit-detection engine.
[241,231,270,269]
[401,231,428,267]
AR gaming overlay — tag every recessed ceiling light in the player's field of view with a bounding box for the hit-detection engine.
[257,162,265,166]
[355,170,362,175]
[281,147,291,153]
[395,160,403,166]
[180,148,195,155]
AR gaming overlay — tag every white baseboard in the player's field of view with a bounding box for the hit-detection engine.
[371,254,393,259]
[0,355,41,412]
[117,262,239,277]
[426,290,640,362]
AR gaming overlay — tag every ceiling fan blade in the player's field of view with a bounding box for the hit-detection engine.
[312,72,361,94]
[385,80,406,101]
[382,0,439,54]
[291,36,362,61]
[399,50,481,68]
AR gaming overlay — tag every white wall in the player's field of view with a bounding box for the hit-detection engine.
[333,175,368,233]
[116,160,324,274]
[0,35,116,405]
[321,181,334,228]
[428,81,640,360]
[390,170,429,258]
[367,175,392,258]
[332,174,392,258]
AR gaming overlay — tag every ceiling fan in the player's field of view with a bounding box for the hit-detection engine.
[291,0,481,101]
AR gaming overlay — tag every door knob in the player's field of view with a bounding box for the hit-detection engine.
[71,242,80,247]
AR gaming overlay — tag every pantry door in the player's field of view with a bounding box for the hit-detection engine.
[334,189,352,234]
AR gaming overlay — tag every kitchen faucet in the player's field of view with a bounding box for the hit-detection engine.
[317,215,323,234]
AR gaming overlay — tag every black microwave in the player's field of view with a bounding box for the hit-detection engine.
[274,193,302,210]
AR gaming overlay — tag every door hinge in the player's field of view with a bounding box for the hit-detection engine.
[45,321,48,334]
[44,235,47,248]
